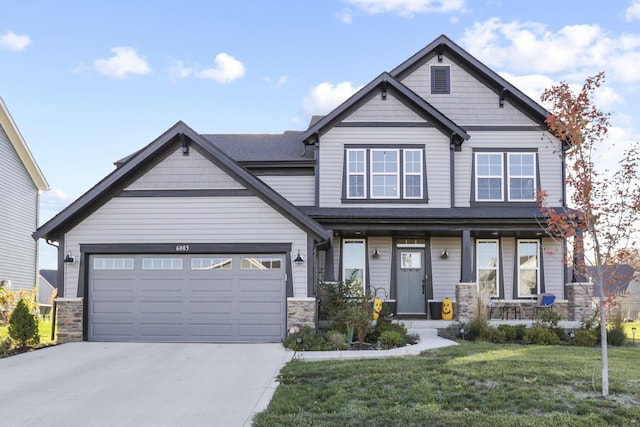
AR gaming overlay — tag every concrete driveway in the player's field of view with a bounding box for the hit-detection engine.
[0,342,292,427]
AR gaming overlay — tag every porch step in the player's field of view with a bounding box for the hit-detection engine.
[400,320,450,339]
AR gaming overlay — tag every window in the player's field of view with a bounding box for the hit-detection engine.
[371,149,399,198]
[476,240,499,297]
[345,147,425,201]
[476,153,503,201]
[142,258,183,270]
[431,66,450,94]
[404,150,423,199]
[475,152,537,202]
[343,239,365,289]
[93,257,134,270]
[518,240,539,297]
[508,153,536,201]
[241,258,282,270]
[191,258,232,270]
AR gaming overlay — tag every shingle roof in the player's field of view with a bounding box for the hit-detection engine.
[202,131,313,162]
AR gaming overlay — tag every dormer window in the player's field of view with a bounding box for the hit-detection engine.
[431,65,450,94]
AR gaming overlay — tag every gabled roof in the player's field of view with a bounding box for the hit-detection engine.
[0,97,49,191]
[33,121,330,242]
[301,72,469,145]
[390,34,548,122]
[203,131,313,163]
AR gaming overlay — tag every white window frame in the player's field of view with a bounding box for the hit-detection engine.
[507,153,536,201]
[403,149,423,199]
[342,239,366,290]
[142,258,183,270]
[475,153,504,201]
[346,149,367,199]
[93,257,134,270]
[517,240,540,297]
[370,149,399,199]
[476,239,499,297]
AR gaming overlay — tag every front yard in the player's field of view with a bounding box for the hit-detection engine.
[254,342,640,426]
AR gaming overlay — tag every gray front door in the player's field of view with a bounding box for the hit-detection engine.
[396,248,427,314]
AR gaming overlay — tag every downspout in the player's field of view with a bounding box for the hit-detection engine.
[450,133,456,208]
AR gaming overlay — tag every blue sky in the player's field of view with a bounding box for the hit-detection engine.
[2,0,640,268]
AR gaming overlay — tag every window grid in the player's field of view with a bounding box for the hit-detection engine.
[93,257,134,270]
[508,153,536,201]
[371,149,399,198]
[241,258,282,270]
[346,149,366,199]
[142,258,183,270]
[342,239,365,290]
[404,150,423,199]
[191,258,232,270]
[517,240,540,297]
[476,239,499,297]
[476,153,503,201]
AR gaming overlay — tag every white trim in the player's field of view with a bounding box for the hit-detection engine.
[342,238,366,290]
[476,239,499,297]
[346,148,366,199]
[403,149,423,199]
[516,239,540,297]
[507,153,536,201]
[370,149,399,199]
[475,152,503,201]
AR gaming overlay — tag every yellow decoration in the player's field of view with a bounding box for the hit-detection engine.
[441,298,453,320]
[373,298,383,320]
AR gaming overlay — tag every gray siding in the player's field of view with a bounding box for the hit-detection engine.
[64,196,308,299]
[430,237,461,300]
[400,54,538,126]
[258,175,315,206]
[343,92,424,122]
[454,131,563,207]
[542,237,564,297]
[319,127,450,208]
[501,237,515,298]
[367,236,392,298]
[127,148,244,190]
[0,126,38,290]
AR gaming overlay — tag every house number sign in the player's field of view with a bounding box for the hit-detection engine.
[175,244,190,252]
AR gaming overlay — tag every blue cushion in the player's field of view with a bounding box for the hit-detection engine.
[541,295,555,306]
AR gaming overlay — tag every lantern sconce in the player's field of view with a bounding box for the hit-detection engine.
[372,248,381,259]
[294,250,304,265]
[440,249,449,259]
[64,252,76,264]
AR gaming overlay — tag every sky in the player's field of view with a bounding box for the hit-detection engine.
[2,0,640,269]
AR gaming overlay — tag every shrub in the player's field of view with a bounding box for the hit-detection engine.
[8,299,40,349]
[524,326,560,345]
[441,322,465,340]
[574,329,598,347]
[497,324,519,342]
[0,337,12,358]
[480,326,506,343]
[325,331,349,350]
[607,326,626,346]
[379,330,404,349]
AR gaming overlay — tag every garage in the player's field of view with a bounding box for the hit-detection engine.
[87,254,286,342]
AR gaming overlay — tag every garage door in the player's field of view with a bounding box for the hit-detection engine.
[88,254,286,342]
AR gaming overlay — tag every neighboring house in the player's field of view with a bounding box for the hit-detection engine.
[38,269,57,304]
[0,97,49,292]
[34,35,572,343]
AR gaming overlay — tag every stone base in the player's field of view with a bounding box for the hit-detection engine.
[455,283,476,322]
[566,282,594,321]
[55,298,83,344]
[287,297,316,332]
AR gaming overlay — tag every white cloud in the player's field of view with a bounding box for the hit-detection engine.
[276,75,289,88]
[498,72,555,105]
[337,8,353,23]
[0,30,31,51]
[302,81,363,116]
[195,53,246,84]
[167,58,193,79]
[344,0,469,17]
[626,0,640,21]
[93,47,151,78]
[461,19,640,84]
[39,189,70,222]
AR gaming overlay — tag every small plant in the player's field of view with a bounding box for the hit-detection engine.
[8,299,40,349]
[574,329,598,347]
[607,310,626,346]
[466,290,490,340]
[496,324,526,342]
[0,337,12,358]
[379,330,404,349]
[441,322,465,340]
[326,331,349,350]
[480,326,506,343]
[524,326,560,345]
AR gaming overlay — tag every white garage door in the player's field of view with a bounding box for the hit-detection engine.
[88,254,286,342]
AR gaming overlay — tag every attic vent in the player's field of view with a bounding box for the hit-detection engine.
[431,66,450,94]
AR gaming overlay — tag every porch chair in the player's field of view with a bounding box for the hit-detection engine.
[488,298,504,320]
[534,293,556,319]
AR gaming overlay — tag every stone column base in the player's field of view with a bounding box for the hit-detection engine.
[55,298,83,343]
[287,297,317,333]
[566,282,594,321]
[455,283,476,322]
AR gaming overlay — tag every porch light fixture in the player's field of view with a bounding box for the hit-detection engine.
[63,252,76,264]
[372,248,380,259]
[441,249,449,259]
[294,250,304,265]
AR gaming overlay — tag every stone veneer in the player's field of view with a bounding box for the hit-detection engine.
[287,297,316,332]
[55,298,83,343]
[566,282,594,321]
[455,283,476,322]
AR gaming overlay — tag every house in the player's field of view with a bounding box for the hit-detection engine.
[33,35,577,343]
[0,97,49,293]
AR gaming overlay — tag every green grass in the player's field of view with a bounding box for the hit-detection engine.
[0,317,55,345]
[624,321,640,341]
[254,343,640,427]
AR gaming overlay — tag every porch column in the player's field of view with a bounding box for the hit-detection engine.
[460,230,473,282]
[55,297,83,343]
[566,282,594,321]
[572,229,588,282]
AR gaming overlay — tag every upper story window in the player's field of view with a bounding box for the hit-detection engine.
[430,66,450,94]
[474,152,537,202]
[345,147,426,202]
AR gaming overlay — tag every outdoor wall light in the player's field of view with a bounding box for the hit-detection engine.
[372,248,380,259]
[294,250,304,265]
[441,249,449,259]
[63,252,76,264]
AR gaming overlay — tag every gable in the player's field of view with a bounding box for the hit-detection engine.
[126,146,245,191]
[342,90,424,123]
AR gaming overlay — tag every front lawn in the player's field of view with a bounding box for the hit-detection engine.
[254,343,640,426]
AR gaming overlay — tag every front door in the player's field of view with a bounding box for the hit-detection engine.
[396,245,427,314]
